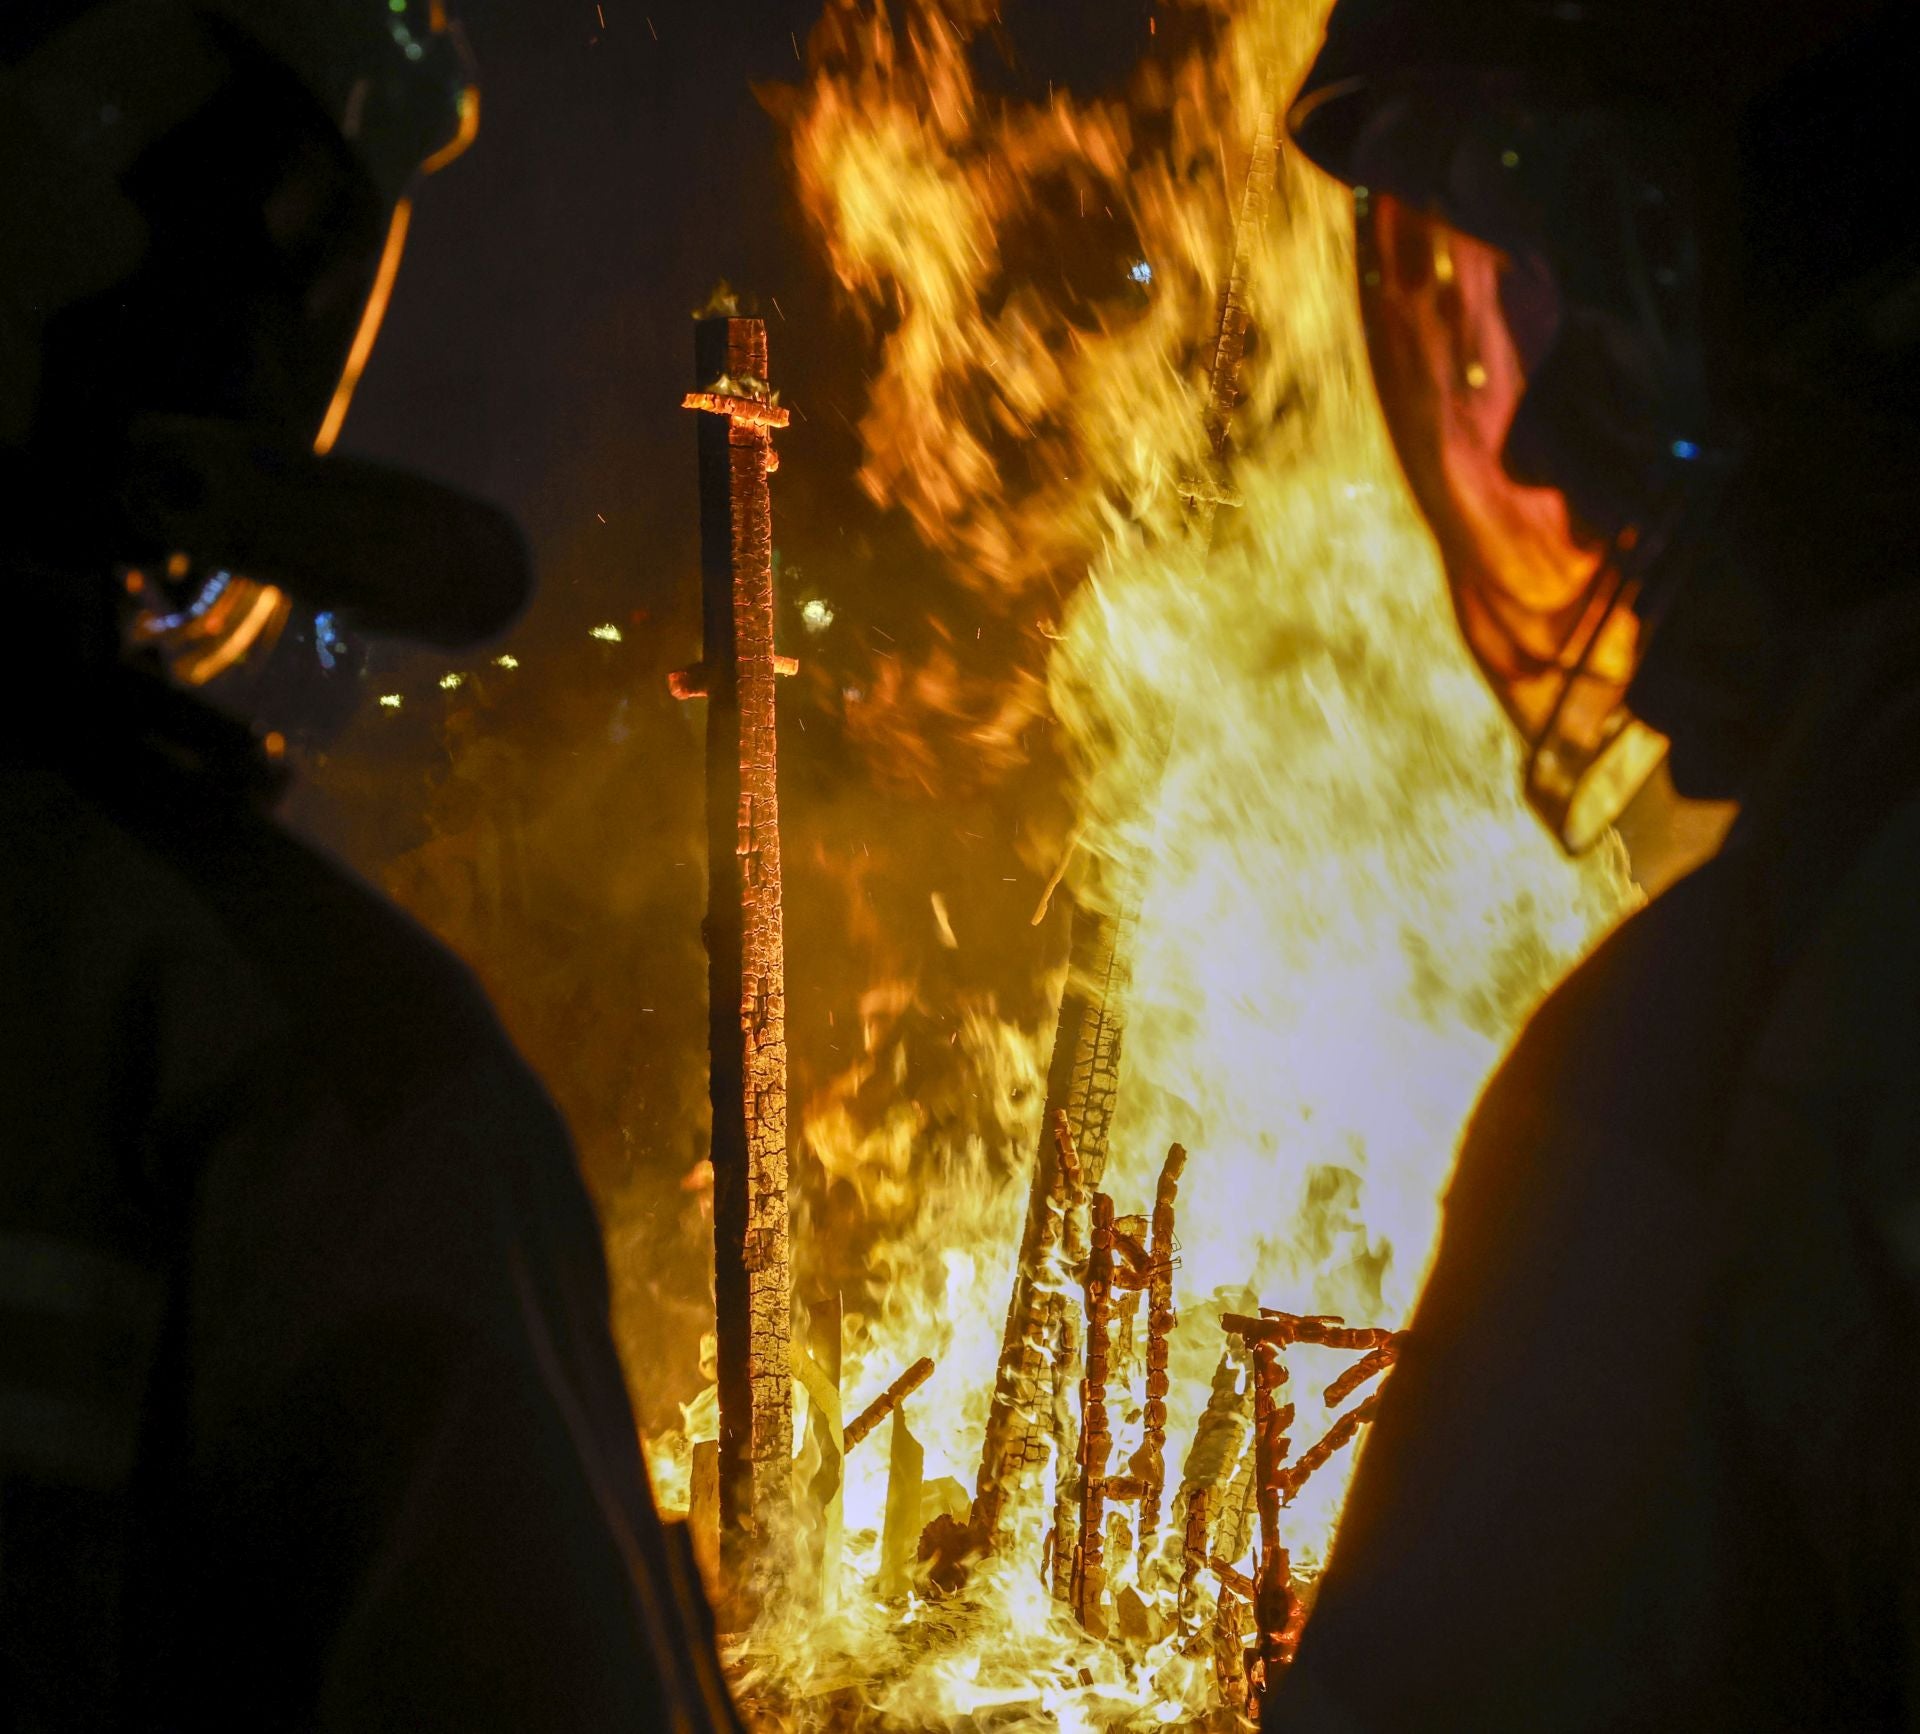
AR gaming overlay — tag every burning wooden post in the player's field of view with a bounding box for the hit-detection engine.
[1220,1314,1400,1354]
[1071,1189,1117,1635]
[1247,1338,1301,1714]
[971,916,1129,1557]
[965,1109,1081,1562]
[1131,1143,1186,1569]
[676,313,797,1606]
[1049,1114,1088,1602]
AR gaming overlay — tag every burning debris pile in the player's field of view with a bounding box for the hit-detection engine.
[711,1092,1409,1727]
[646,0,1642,1727]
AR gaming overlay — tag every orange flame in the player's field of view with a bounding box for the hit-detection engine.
[664,0,1644,1721]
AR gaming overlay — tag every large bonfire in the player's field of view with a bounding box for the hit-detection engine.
[653,0,1638,1725]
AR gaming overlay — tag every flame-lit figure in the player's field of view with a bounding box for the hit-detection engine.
[1269,0,1920,1728]
[1,5,739,1729]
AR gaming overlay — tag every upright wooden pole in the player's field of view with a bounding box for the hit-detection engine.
[679,316,796,1608]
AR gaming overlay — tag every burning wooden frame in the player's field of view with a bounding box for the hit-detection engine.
[1217,1311,1406,1718]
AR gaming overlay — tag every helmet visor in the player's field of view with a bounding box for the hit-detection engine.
[1356,186,1669,852]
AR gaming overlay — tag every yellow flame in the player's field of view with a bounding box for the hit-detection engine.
[701,0,1642,1719]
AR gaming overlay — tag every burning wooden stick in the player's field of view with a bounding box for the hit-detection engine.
[1213,1581,1251,1707]
[1201,1434,1262,1698]
[1321,1338,1401,1410]
[1071,1190,1117,1635]
[1277,1391,1384,1506]
[842,1357,935,1453]
[1181,1486,1215,1620]
[1131,1143,1186,1568]
[1251,1542,1308,1715]
[1222,1312,1399,1352]
[680,389,791,429]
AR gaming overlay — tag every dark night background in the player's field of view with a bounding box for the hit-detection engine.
[286,0,1158,1435]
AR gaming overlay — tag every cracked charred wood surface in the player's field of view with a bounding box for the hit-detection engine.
[1217,1426,1262,1580]
[1213,1583,1250,1707]
[1072,1190,1117,1635]
[695,315,792,1601]
[1179,1486,1215,1632]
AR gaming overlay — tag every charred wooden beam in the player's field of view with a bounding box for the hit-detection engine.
[1278,1391,1385,1507]
[968,1107,1085,1565]
[1250,1539,1307,1716]
[1213,1582,1251,1708]
[1180,1486,1215,1621]
[1215,1427,1262,1587]
[1222,1313,1399,1352]
[842,1356,935,1454]
[1322,1339,1401,1410]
